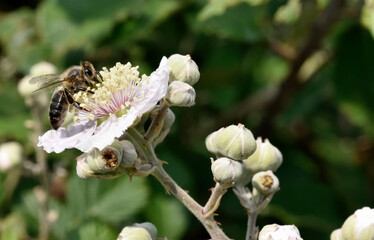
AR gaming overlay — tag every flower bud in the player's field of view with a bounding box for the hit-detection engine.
[111,140,138,167]
[205,131,220,156]
[206,124,257,161]
[340,207,374,240]
[76,146,122,179]
[252,171,279,196]
[259,224,303,240]
[153,109,176,146]
[117,226,152,240]
[162,108,175,130]
[165,81,196,107]
[211,157,243,184]
[133,222,157,240]
[242,137,282,174]
[0,142,23,172]
[330,229,343,240]
[167,54,200,86]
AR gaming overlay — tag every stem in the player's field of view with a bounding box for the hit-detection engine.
[127,127,230,240]
[202,182,231,217]
[31,103,50,240]
[152,165,230,240]
[246,212,258,240]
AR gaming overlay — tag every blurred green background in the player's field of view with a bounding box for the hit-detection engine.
[0,0,373,239]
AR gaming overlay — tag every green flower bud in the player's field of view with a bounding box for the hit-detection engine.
[117,226,152,240]
[242,137,282,174]
[205,130,220,156]
[165,81,196,107]
[330,229,343,240]
[76,146,121,179]
[252,171,279,196]
[132,163,155,177]
[206,124,257,161]
[341,207,374,240]
[163,108,176,130]
[211,157,243,184]
[0,142,23,172]
[167,54,200,86]
[153,109,175,146]
[111,140,138,167]
[133,222,157,240]
[259,224,303,240]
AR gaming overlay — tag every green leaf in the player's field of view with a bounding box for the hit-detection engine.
[274,0,301,24]
[79,221,117,240]
[145,195,188,239]
[197,2,269,42]
[67,175,149,224]
[361,0,374,38]
[0,212,27,240]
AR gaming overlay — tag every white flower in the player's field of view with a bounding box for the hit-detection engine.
[38,57,170,153]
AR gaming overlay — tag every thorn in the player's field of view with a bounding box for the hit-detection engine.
[208,188,214,192]
[216,221,221,226]
[159,160,168,165]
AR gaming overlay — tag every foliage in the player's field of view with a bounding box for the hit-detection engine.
[0,0,373,239]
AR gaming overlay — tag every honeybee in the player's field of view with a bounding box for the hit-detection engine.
[30,61,102,130]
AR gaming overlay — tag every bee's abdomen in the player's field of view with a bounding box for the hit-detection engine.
[49,89,68,130]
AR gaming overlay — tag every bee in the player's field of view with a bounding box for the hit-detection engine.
[30,61,102,130]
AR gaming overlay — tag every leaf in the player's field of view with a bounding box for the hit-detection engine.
[145,195,188,239]
[67,174,150,224]
[197,2,269,42]
[274,0,301,24]
[361,0,374,38]
[0,212,27,240]
[79,221,117,240]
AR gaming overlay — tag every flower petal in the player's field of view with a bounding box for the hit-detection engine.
[37,121,97,153]
[75,113,137,152]
[130,57,170,116]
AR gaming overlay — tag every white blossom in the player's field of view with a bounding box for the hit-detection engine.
[38,57,170,153]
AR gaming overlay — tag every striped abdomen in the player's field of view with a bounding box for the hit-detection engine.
[49,87,68,130]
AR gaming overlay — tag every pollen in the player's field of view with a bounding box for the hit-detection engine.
[74,62,149,115]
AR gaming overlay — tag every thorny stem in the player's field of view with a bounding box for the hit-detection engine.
[31,104,50,240]
[127,127,230,240]
[233,185,277,240]
[202,182,232,217]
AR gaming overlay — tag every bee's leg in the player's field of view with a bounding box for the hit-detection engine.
[95,72,103,82]
[64,89,91,112]
[77,87,94,94]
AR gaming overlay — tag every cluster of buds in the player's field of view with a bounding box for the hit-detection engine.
[117,222,158,240]
[165,54,199,107]
[206,124,282,190]
[331,207,374,240]
[206,123,284,238]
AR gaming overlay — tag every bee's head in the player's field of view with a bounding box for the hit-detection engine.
[80,61,102,85]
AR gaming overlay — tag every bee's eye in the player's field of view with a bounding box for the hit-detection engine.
[84,68,93,78]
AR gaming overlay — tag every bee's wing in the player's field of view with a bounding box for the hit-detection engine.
[29,74,67,92]
[29,74,61,85]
